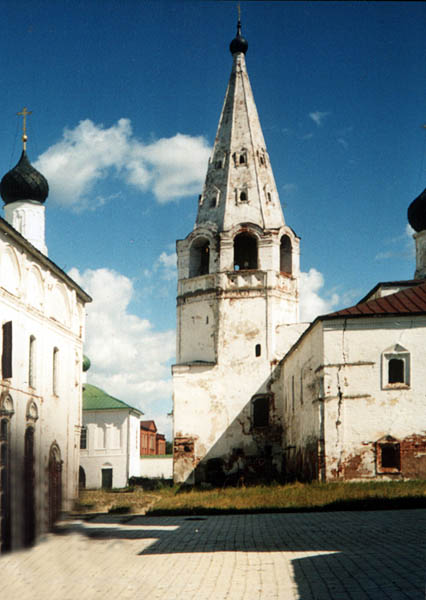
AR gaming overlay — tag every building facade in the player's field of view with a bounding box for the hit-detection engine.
[0,143,90,551]
[79,384,142,489]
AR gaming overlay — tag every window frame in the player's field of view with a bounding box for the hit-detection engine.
[376,436,401,474]
[382,345,410,389]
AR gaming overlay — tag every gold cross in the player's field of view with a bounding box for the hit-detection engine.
[237,3,241,21]
[17,106,32,150]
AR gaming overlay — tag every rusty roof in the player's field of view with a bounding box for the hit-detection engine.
[325,280,426,319]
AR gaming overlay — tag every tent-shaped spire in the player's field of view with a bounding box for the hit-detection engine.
[195,21,285,232]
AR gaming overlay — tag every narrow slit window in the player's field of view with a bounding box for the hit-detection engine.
[2,321,12,379]
[255,344,261,357]
[28,336,36,388]
[52,347,59,395]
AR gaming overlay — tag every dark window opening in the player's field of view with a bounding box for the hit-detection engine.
[210,197,216,208]
[253,396,269,428]
[80,426,87,449]
[2,322,12,379]
[388,358,404,384]
[240,191,247,202]
[255,344,261,357]
[234,233,257,270]
[215,160,222,169]
[189,238,210,277]
[280,235,292,274]
[267,192,272,202]
[239,154,246,164]
[380,443,400,470]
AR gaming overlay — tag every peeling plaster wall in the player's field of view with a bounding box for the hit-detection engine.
[282,315,426,482]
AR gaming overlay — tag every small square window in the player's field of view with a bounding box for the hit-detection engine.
[376,436,400,473]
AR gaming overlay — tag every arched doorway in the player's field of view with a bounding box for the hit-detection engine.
[79,466,86,489]
[23,427,36,547]
[234,232,258,270]
[48,443,62,531]
[0,417,11,552]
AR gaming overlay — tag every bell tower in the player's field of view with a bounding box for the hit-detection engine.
[173,20,301,484]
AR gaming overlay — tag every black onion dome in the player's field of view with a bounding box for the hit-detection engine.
[0,150,49,205]
[230,20,248,55]
[408,188,426,232]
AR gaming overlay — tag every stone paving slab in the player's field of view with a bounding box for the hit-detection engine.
[1,509,424,600]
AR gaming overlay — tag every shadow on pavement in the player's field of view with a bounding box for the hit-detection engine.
[62,509,425,599]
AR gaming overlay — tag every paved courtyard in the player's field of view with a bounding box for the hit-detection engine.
[1,509,424,600]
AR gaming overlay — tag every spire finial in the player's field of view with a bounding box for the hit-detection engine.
[230,5,248,55]
[17,106,32,151]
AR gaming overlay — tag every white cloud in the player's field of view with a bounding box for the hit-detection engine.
[154,251,177,281]
[69,267,175,437]
[375,225,415,261]
[299,268,339,321]
[282,183,298,195]
[309,111,330,127]
[35,119,211,210]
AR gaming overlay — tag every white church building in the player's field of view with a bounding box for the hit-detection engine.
[0,123,91,551]
[172,21,426,485]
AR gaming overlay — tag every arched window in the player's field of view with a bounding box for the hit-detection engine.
[382,344,410,388]
[240,191,248,202]
[52,347,59,395]
[189,238,210,277]
[280,235,292,274]
[234,233,258,270]
[28,336,36,388]
[239,154,246,164]
[48,443,62,531]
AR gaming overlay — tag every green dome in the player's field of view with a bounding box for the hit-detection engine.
[82,355,91,372]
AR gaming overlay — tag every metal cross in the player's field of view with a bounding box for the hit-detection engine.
[17,106,32,150]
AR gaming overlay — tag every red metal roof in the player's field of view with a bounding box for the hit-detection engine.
[326,280,426,318]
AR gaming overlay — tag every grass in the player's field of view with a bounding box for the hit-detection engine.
[74,480,426,516]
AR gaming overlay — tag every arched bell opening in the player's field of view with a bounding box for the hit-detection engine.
[234,232,258,270]
[280,234,292,274]
[189,238,210,277]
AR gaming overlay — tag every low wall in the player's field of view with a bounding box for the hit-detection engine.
[140,456,173,479]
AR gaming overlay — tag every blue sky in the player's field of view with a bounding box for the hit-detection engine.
[1,1,425,437]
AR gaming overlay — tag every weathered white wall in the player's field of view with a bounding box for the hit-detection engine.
[0,227,86,549]
[282,316,426,481]
[140,457,173,479]
[80,410,141,489]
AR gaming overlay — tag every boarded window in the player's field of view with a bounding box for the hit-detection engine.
[1,322,12,379]
[252,396,269,428]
